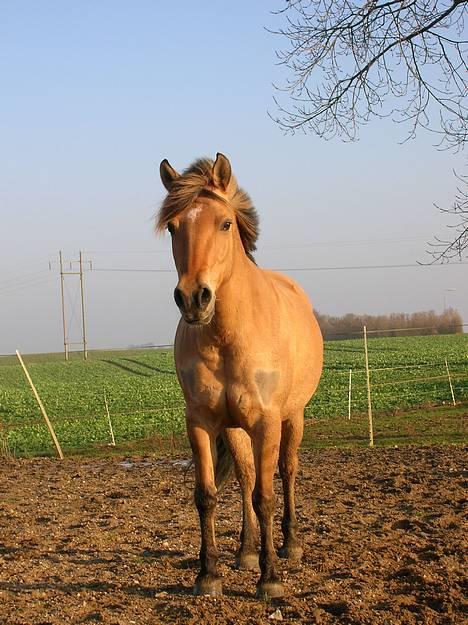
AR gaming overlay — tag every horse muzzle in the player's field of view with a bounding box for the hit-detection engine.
[174,284,215,326]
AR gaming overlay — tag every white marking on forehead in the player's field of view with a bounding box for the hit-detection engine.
[187,205,203,222]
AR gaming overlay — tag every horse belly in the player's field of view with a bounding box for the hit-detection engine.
[227,333,321,424]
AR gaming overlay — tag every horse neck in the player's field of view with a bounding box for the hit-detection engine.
[211,250,262,343]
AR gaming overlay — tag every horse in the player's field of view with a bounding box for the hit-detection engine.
[156,153,323,599]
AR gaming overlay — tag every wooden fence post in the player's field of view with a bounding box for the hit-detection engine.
[348,368,352,420]
[363,327,374,447]
[104,391,116,446]
[445,358,456,406]
[16,350,64,459]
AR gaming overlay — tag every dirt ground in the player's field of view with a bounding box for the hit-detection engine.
[0,445,466,625]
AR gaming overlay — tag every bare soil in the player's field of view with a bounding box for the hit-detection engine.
[0,445,466,625]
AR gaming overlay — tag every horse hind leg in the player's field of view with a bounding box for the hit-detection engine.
[278,414,304,563]
[223,428,259,571]
[251,419,284,600]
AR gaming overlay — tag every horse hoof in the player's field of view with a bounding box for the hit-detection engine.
[256,581,285,600]
[278,544,303,562]
[193,575,223,597]
[236,552,260,571]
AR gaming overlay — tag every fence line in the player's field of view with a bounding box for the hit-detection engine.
[324,361,467,375]
[371,372,468,388]
[3,369,466,427]
[0,404,187,430]
[322,323,468,340]
[5,364,467,431]
[1,330,467,455]
[366,362,465,373]
[330,371,468,391]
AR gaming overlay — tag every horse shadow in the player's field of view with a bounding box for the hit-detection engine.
[101,359,150,377]
[122,358,176,376]
[101,358,176,377]
[0,539,261,601]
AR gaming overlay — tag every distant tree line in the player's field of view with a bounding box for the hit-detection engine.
[316,308,464,340]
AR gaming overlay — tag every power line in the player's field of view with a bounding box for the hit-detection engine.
[2,259,465,298]
[89,261,468,273]
[0,269,49,290]
[2,256,466,292]
[0,257,49,279]
[0,275,56,297]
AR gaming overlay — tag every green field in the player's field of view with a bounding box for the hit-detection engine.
[0,334,467,456]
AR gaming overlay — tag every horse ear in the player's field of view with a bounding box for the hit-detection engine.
[160,159,180,192]
[211,153,232,192]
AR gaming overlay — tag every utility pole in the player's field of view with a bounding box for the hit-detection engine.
[79,252,88,359]
[51,251,92,361]
[59,251,68,361]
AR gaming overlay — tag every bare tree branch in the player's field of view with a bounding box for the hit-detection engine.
[270,0,467,148]
[270,0,468,260]
[426,168,468,261]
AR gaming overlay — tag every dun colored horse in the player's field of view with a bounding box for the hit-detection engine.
[157,153,323,599]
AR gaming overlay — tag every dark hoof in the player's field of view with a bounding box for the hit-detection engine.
[278,543,303,562]
[193,575,223,597]
[236,552,260,572]
[256,581,285,600]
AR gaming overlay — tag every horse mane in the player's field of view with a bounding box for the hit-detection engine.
[156,157,259,261]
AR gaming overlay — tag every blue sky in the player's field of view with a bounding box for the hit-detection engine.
[1,1,466,354]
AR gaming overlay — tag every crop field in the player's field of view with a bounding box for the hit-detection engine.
[0,334,467,456]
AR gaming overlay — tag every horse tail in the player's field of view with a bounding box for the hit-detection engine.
[215,434,234,491]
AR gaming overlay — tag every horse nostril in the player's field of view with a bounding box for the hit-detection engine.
[174,287,185,310]
[201,287,212,306]
[195,285,212,311]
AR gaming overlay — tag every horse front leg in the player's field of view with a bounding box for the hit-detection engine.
[224,428,259,571]
[251,419,284,599]
[188,422,222,597]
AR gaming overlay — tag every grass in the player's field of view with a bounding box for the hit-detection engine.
[303,403,467,449]
[0,334,467,457]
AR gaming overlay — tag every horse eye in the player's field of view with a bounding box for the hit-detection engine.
[221,220,232,231]
[167,222,175,235]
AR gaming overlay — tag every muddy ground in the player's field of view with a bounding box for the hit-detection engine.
[0,445,466,625]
